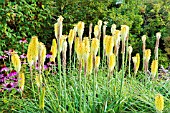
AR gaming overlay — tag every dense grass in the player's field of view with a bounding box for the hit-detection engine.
[0,63,170,112]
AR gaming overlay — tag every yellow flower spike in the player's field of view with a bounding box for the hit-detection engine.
[76,41,85,61]
[91,38,99,56]
[94,25,99,38]
[30,36,39,62]
[142,35,146,42]
[155,94,164,112]
[145,49,151,62]
[83,38,90,62]
[35,74,42,88]
[54,23,59,38]
[19,73,25,91]
[111,24,116,35]
[103,35,109,50]
[136,53,140,73]
[83,37,90,48]
[61,35,68,40]
[77,21,85,40]
[50,46,56,62]
[121,25,129,40]
[75,37,80,53]
[27,43,34,66]
[151,60,158,78]
[50,39,57,62]
[11,52,21,73]
[68,29,75,47]
[109,53,116,72]
[95,56,100,69]
[39,86,45,110]
[105,36,114,57]
[87,53,93,75]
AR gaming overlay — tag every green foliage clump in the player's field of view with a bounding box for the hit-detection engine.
[0,0,169,65]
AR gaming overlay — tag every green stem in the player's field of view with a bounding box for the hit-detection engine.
[63,65,67,111]
[93,69,96,113]
[79,61,82,112]
[124,39,129,72]
[30,66,35,99]
[128,54,131,78]
[119,51,125,98]
[84,74,86,112]
[57,51,62,107]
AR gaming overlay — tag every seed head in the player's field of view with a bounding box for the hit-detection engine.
[156,32,161,40]
[128,46,133,54]
[98,20,102,30]
[114,30,121,47]
[77,21,85,40]
[95,56,100,69]
[19,73,25,91]
[142,35,146,42]
[121,25,129,40]
[39,42,46,68]
[111,24,116,35]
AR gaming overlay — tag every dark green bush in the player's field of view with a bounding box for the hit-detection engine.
[0,0,169,66]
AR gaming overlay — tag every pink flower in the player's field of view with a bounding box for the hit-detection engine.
[19,37,27,44]
[0,65,9,72]
[0,55,8,60]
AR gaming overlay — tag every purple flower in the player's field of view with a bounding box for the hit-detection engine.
[0,55,8,60]
[4,49,14,56]
[44,65,48,70]
[3,82,17,91]
[35,64,48,71]
[20,53,27,59]
[11,77,18,82]
[46,52,52,58]
[19,37,27,44]
[8,70,17,77]
[0,77,5,84]
[0,65,9,72]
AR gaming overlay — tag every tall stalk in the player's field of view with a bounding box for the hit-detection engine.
[93,55,96,113]
[84,61,87,112]
[79,61,82,112]
[30,66,35,98]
